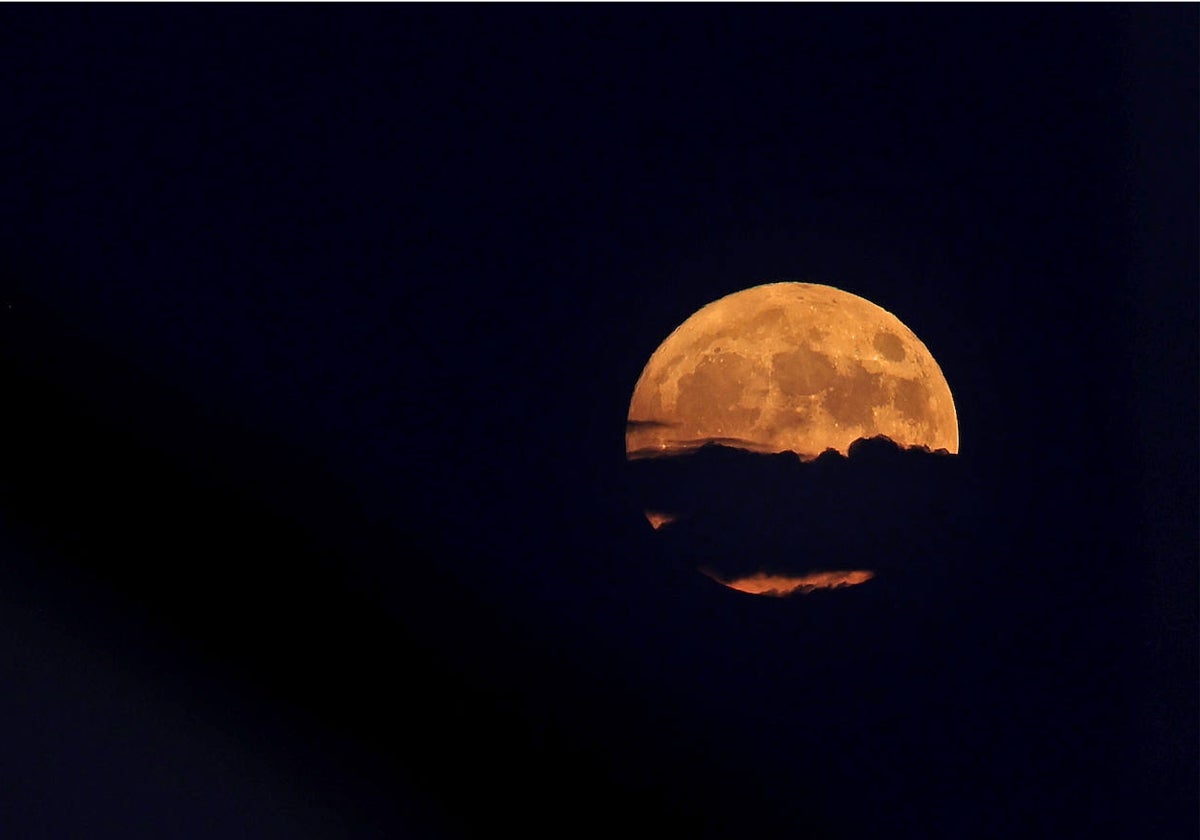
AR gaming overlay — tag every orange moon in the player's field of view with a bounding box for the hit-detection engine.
[627,282,958,461]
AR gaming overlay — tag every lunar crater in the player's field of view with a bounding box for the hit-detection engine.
[873,330,907,361]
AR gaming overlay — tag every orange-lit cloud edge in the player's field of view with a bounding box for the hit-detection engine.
[702,568,876,597]
[628,436,953,462]
[644,510,679,530]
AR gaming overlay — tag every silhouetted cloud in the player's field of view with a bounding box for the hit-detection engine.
[628,435,973,583]
[627,435,780,460]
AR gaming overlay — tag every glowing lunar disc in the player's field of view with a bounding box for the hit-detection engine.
[627,282,958,460]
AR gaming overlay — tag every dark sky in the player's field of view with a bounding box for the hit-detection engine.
[0,6,1195,839]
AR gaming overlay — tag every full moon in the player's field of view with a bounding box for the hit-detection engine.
[627,282,958,460]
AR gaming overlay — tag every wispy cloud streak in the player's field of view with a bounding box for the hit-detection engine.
[702,569,875,596]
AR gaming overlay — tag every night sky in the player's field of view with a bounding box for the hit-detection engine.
[0,6,1195,838]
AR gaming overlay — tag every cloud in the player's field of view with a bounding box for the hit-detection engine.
[701,568,875,596]
[625,419,678,431]
[628,435,974,582]
[643,510,679,530]
[626,435,780,460]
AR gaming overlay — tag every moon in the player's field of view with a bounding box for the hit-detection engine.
[627,282,958,461]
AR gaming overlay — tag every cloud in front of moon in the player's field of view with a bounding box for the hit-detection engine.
[627,282,958,461]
